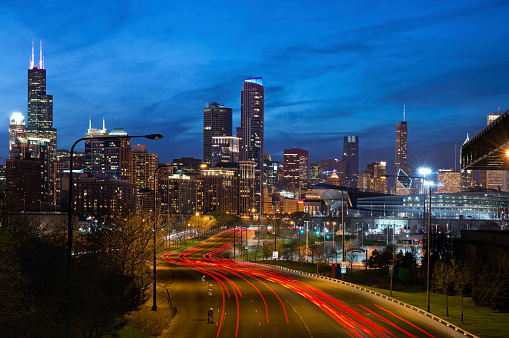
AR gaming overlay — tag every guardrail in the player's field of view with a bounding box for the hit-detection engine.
[246,261,478,338]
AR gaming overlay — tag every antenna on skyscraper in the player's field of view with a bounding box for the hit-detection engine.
[89,118,92,130]
[30,40,35,69]
[403,105,406,122]
[103,118,106,131]
[39,41,44,69]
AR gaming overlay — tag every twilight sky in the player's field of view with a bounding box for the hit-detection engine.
[1,0,509,175]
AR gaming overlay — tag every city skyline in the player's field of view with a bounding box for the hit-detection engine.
[1,1,509,174]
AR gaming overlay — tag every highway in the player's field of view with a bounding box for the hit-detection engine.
[161,229,465,338]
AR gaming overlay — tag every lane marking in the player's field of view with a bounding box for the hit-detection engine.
[287,302,313,338]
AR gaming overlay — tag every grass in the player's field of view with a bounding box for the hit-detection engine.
[252,262,509,337]
[105,324,150,338]
[366,287,509,338]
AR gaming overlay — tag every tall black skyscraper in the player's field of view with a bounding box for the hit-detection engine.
[239,77,264,215]
[27,40,56,156]
[342,136,359,188]
[395,108,411,195]
[203,102,232,164]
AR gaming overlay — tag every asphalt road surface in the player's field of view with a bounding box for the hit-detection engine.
[160,229,466,338]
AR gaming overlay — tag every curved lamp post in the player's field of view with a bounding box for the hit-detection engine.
[66,133,162,335]
[152,163,167,311]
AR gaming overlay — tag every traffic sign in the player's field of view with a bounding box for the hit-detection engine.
[340,261,347,274]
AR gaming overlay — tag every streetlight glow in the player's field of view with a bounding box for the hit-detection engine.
[418,168,432,176]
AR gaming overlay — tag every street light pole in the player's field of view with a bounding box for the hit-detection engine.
[427,181,431,313]
[305,220,309,262]
[152,163,167,311]
[66,133,162,336]
[274,219,277,265]
[382,171,433,313]
[341,189,345,280]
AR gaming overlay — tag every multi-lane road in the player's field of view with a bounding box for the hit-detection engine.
[160,229,466,338]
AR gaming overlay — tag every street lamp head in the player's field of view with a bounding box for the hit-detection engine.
[418,168,432,176]
[144,133,163,140]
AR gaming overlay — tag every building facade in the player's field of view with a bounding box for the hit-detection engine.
[437,169,462,193]
[84,128,133,183]
[72,174,138,220]
[239,77,264,215]
[395,115,411,195]
[283,148,309,192]
[343,136,359,188]
[211,136,239,166]
[159,174,197,215]
[319,158,346,186]
[203,102,232,164]
[27,41,56,157]
[197,167,238,214]
[132,144,159,190]
[9,112,26,153]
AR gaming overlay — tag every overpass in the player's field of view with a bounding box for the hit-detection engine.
[461,108,509,170]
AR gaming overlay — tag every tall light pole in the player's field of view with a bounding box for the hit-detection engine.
[382,171,433,313]
[341,189,345,262]
[427,177,432,312]
[152,163,167,311]
[66,133,162,336]
[418,167,432,314]
[305,220,309,262]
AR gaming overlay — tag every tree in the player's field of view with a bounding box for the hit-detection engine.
[344,239,356,274]
[211,211,241,228]
[395,249,418,285]
[432,260,457,317]
[88,213,154,285]
[189,214,217,241]
[368,249,382,269]
[381,244,396,268]
[262,238,273,260]
[454,264,472,323]
[0,221,32,335]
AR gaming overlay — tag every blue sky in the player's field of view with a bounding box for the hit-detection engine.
[1,0,508,175]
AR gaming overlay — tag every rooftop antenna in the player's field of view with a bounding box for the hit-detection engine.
[403,105,406,122]
[39,41,43,69]
[103,117,105,131]
[30,40,35,69]
[89,118,92,130]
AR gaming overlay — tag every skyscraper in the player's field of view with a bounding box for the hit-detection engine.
[239,77,264,215]
[9,112,26,152]
[343,136,359,188]
[283,148,309,192]
[27,41,56,156]
[84,127,133,182]
[395,108,411,195]
[211,136,239,166]
[319,158,346,185]
[203,102,232,164]
[437,168,461,193]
